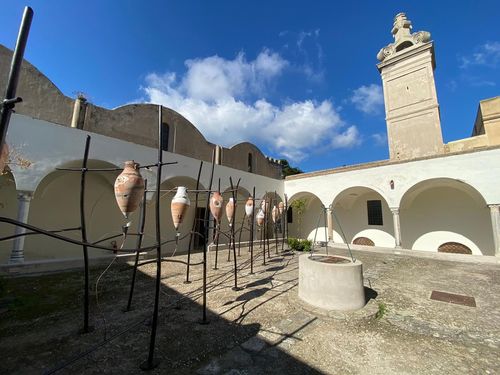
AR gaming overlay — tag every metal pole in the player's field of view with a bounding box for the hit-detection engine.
[249,187,255,274]
[213,223,220,270]
[185,161,203,283]
[237,214,244,257]
[141,106,164,370]
[284,194,289,249]
[266,197,271,259]
[262,196,266,265]
[79,136,92,334]
[311,204,324,257]
[0,6,33,149]
[230,177,241,291]
[281,197,285,253]
[324,206,329,255]
[125,179,148,311]
[274,192,278,254]
[200,150,215,324]
[213,178,220,270]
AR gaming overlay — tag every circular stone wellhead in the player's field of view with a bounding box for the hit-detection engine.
[298,254,365,311]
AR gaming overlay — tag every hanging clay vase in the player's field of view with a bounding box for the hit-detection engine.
[245,196,254,217]
[210,192,223,222]
[256,209,265,227]
[272,205,279,223]
[278,201,285,215]
[171,186,190,230]
[0,143,9,174]
[225,197,235,226]
[114,161,145,219]
[260,199,268,213]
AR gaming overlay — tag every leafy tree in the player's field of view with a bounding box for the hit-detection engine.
[280,159,303,177]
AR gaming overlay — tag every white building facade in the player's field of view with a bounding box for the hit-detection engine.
[1,12,499,273]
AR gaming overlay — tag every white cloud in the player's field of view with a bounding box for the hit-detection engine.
[180,49,288,102]
[460,41,500,69]
[279,29,325,82]
[350,84,384,115]
[371,133,387,146]
[142,50,359,162]
[331,126,361,149]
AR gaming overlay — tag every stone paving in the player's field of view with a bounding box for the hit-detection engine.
[0,244,499,374]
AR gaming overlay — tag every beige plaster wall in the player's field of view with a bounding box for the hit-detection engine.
[332,191,395,247]
[0,172,18,263]
[378,43,444,161]
[480,96,500,145]
[445,135,489,153]
[400,186,493,255]
[24,171,123,261]
[222,143,281,179]
[0,45,73,127]
[287,194,323,240]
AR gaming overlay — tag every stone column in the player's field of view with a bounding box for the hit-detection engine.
[9,191,33,263]
[326,207,334,242]
[391,207,402,248]
[489,204,500,257]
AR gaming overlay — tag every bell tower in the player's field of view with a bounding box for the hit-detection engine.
[377,13,444,160]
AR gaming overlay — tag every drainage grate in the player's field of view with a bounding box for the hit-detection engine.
[430,291,476,307]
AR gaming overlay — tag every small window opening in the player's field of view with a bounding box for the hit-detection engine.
[367,200,383,226]
[247,153,253,173]
[161,123,170,152]
[287,207,293,223]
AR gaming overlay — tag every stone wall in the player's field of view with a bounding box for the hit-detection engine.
[0,45,74,127]
[0,44,282,179]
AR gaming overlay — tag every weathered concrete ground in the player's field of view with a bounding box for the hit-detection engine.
[1,244,499,374]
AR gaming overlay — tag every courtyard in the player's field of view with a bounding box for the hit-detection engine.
[1,245,499,374]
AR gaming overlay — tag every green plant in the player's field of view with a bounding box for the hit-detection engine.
[290,198,307,236]
[287,237,299,249]
[302,239,312,252]
[287,237,312,252]
[375,302,387,320]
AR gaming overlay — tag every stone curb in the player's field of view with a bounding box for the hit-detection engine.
[287,288,379,321]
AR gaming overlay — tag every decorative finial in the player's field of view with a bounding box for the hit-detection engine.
[377,13,431,62]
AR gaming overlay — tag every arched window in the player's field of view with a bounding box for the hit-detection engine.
[353,237,375,246]
[161,123,170,151]
[247,153,253,173]
[438,242,472,255]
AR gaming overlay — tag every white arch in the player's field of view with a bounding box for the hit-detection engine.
[32,159,120,199]
[399,177,493,255]
[412,231,482,255]
[331,185,391,210]
[398,177,487,209]
[288,191,323,205]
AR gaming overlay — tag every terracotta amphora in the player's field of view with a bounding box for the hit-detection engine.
[245,196,254,217]
[278,201,285,215]
[256,209,265,226]
[0,143,9,174]
[210,192,223,222]
[225,197,235,226]
[261,199,268,213]
[272,205,279,223]
[114,161,145,219]
[171,186,190,230]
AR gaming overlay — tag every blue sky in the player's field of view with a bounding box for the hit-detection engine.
[1,1,499,172]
